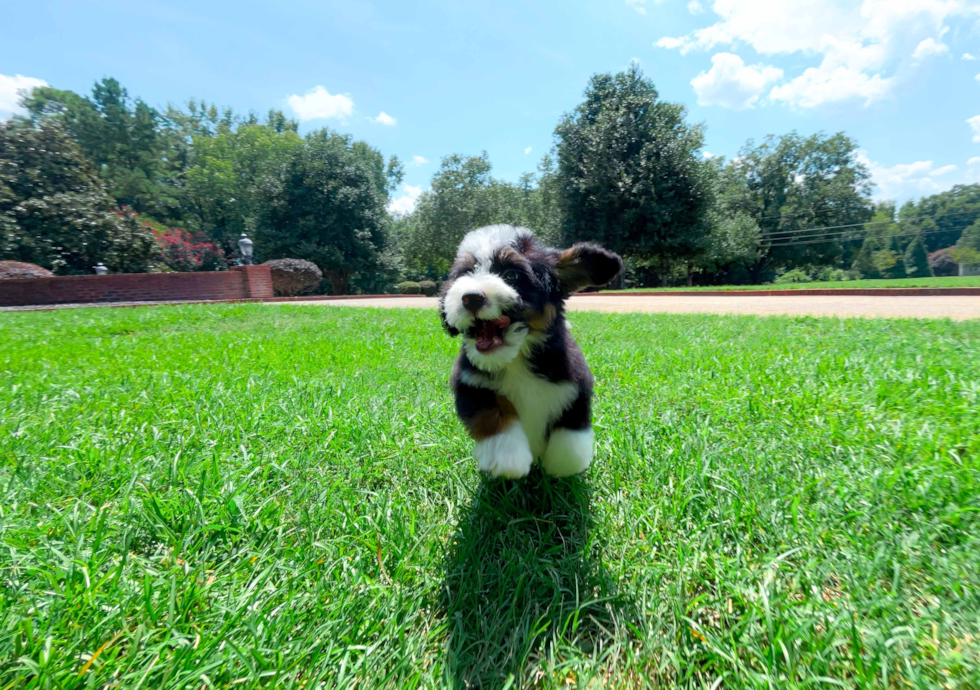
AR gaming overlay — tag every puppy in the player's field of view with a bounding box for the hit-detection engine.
[439,224,623,479]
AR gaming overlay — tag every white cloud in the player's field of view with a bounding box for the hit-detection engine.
[855,151,964,200]
[702,150,715,158]
[656,37,686,49]
[373,111,396,126]
[524,146,532,155]
[411,155,428,166]
[626,0,652,14]
[911,37,948,62]
[635,7,648,14]
[656,0,968,109]
[969,157,980,166]
[965,53,978,61]
[387,184,422,216]
[691,53,783,109]
[976,73,980,84]
[0,73,47,118]
[687,0,704,14]
[287,86,354,122]
[970,115,980,143]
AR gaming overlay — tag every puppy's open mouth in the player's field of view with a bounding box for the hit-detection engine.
[471,315,512,353]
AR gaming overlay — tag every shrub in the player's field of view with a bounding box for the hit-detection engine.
[263,258,323,297]
[775,268,811,284]
[827,269,848,282]
[417,280,438,296]
[928,248,958,277]
[0,261,54,279]
[395,281,421,295]
[139,215,227,272]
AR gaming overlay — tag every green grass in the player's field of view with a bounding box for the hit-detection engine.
[606,275,980,292]
[2,304,979,689]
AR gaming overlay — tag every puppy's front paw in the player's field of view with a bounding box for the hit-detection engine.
[541,427,594,477]
[473,423,533,479]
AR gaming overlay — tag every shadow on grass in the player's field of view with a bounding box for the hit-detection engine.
[439,469,634,687]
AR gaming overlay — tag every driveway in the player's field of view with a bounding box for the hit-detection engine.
[273,294,980,320]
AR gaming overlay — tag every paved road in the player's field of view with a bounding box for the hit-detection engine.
[275,295,980,320]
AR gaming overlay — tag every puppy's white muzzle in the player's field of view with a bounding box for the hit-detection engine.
[442,273,520,332]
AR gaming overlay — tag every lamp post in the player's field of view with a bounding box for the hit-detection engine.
[94,263,108,275]
[238,233,254,266]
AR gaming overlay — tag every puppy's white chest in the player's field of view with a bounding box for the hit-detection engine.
[493,359,577,459]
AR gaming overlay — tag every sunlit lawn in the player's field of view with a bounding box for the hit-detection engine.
[1,304,979,688]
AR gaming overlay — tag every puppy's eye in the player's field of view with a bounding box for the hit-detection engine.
[503,269,521,283]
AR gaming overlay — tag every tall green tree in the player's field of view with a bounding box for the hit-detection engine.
[0,121,159,274]
[260,129,402,294]
[900,185,980,252]
[951,219,980,266]
[183,119,303,252]
[399,153,553,278]
[554,65,712,282]
[22,78,178,219]
[903,235,931,277]
[725,132,873,277]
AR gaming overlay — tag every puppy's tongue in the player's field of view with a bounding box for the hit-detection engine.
[475,316,511,352]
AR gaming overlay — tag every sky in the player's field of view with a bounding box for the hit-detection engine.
[2,0,980,215]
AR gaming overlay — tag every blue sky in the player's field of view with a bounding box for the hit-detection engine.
[2,0,979,214]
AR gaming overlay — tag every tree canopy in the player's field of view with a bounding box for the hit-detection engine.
[554,65,713,275]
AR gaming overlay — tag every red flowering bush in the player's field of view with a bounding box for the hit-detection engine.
[120,210,227,272]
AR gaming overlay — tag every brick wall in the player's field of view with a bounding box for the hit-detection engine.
[0,265,274,307]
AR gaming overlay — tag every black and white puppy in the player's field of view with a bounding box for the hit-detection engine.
[439,224,623,479]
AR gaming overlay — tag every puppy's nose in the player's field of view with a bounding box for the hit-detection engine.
[461,292,486,312]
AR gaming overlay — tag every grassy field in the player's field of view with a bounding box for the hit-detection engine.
[606,275,980,292]
[1,305,979,689]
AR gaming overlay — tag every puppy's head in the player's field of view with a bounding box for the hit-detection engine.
[439,224,622,371]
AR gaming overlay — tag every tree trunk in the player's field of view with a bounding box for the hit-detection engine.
[686,262,694,287]
[324,269,351,295]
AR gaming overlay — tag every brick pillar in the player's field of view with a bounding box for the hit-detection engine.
[231,265,274,299]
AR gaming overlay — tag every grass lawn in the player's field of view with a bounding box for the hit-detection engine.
[2,305,979,688]
[604,275,980,292]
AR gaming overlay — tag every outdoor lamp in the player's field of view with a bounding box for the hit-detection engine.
[94,263,108,275]
[238,233,254,265]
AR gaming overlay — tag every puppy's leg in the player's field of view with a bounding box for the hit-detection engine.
[542,393,594,477]
[455,383,532,479]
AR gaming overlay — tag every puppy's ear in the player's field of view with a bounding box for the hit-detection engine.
[554,242,623,294]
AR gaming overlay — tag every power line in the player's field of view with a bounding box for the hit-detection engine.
[764,225,973,249]
[759,209,980,240]
[765,223,974,248]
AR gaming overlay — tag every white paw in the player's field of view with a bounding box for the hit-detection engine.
[473,423,533,479]
[541,427,594,477]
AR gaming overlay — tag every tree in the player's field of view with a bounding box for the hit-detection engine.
[881,234,906,279]
[260,128,401,294]
[0,121,159,274]
[554,65,712,284]
[951,219,980,266]
[899,185,980,252]
[903,235,931,277]
[183,119,304,252]
[22,78,179,219]
[851,237,881,279]
[725,132,873,277]
[399,153,554,278]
